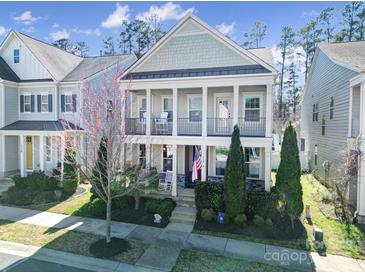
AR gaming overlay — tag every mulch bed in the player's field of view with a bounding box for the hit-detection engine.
[111,208,169,228]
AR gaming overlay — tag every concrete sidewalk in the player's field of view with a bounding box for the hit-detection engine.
[0,205,364,271]
[0,240,155,272]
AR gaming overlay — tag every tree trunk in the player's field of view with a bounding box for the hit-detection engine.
[106,198,112,243]
[135,195,140,210]
[279,52,286,118]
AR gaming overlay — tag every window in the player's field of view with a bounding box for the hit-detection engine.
[215,146,228,176]
[330,97,334,120]
[312,103,318,122]
[139,144,146,169]
[162,145,173,172]
[314,144,318,166]
[188,96,202,122]
[300,138,305,152]
[24,95,31,112]
[41,95,48,112]
[45,137,52,162]
[245,96,260,121]
[322,117,326,136]
[245,147,261,178]
[65,95,73,113]
[138,97,146,119]
[163,97,173,119]
[13,49,19,63]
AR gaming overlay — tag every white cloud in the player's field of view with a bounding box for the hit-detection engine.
[22,26,37,33]
[101,3,130,28]
[14,11,45,25]
[136,2,195,22]
[0,26,8,36]
[72,27,101,36]
[52,23,60,28]
[215,22,235,36]
[301,10,320,18]
[50,29,70,41]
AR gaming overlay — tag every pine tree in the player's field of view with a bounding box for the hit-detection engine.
[275,123,303,229]
[224,125,245,219]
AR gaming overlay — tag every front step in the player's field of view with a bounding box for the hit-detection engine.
[170,206,197,225]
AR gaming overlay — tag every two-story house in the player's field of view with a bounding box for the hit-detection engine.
[120,14,277,197]
[301,41,365,224]
[0,31,136,178]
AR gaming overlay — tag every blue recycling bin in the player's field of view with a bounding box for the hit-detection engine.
[217,212,225,224]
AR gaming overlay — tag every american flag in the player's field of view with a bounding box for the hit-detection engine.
[192,146,202,181]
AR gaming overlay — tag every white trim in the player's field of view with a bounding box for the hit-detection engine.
[242,92,264,119]
[214,93,233,119]
[23,94,31,113]
[64,94,73,113]
[187,94,202,122]
[40,93,49,113]
[136,95,146,118]
[45,136,52,163]
[0,84,5,127]
[161,95,173,115]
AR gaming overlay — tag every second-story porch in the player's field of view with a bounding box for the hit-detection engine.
[125,83,272,138]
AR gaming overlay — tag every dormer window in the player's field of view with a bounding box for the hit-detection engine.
[14,49,20,63]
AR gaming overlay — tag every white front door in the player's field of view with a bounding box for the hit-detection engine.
[216,97,232,133]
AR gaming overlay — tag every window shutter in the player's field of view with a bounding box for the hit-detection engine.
[61,95,65,112]
[31,95,35,112]
[37,95,41,112]
[20,95,24,112]
[72,95,77,112]
[48,94,53,112]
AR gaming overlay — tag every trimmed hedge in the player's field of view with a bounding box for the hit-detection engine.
[246,189,278,220]
[195,182,224,215]
[144,198,176,217]
[13,172,59,191]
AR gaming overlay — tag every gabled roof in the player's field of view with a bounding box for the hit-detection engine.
[319,41,365,72]
[248,48,274,67]
[0,57,20,82]
[122,13,276,79]
[0,119,82,131]
[13,31,83,81]
[62,54,135,82]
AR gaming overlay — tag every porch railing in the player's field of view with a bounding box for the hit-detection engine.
[151,118,173,135]
[207,118,233,136]
[125,118,146,135]
[177,118,202,136]
[238,117,266,137]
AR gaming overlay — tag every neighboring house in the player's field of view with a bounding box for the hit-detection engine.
[0,31,136,178]
[301,41,365,224]
[120,13,277,197]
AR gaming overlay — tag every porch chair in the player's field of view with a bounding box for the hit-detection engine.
[159,170,173,191]
[154,112,169,134]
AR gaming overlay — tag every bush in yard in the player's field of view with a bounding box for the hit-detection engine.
[246,189,278,220]
[144,198,175,217]
[234,214,247,227]
[88,197,106,217]
[253,215,265,226]
[195,182,224,215]
[224,125,246,219]
[62,149,80,196]
[146,167,158,188]
[265,218,273,227]
[13,172,59,191]
[112,195,134,209]
[275,122,303,229]
[201,208,216,222]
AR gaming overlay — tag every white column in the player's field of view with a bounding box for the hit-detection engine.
[54,84,58,120]
[120,143,126,172]
[202,87,208,136]
[0,134,5,176]
[264,146,271,191]
[201,145,207,181]
[233,85,239,126]
[173,88,178,136]
[266,83,273,138]
[146,143,151,169]
[19,135,25,177]
[60,134,65,182]
[39,135,44,171]
[172,144,177,197]
[360,83,365,138]
[357,154,365,221]
[348,86,354,138]
[146,89,151,135]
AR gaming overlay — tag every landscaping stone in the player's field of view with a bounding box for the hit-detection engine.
[224,238,266,261]
[185,234,227,254]
[127,225,163,244]
[136,244,181,271]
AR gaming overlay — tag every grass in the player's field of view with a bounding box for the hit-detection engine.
[172,249,290,272]
[195,173,365,259]
[0,219,148,264]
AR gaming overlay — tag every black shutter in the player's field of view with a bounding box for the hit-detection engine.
[72,95,77,112]
[48,94,53,112]
[61,95,65,112]
[30,95,35,112]
[20,95,24,112]
[37,95,41,112]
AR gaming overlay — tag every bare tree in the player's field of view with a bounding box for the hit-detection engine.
[243,21,268,49]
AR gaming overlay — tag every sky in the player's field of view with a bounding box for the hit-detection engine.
[0,1,350,57]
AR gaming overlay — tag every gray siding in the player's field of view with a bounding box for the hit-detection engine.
[5,136,18,172]
[4,86,18,126]
[302,50,359,183]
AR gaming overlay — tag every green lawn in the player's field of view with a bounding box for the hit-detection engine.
[172,249,290,272]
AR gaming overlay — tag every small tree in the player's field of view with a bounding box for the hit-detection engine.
[224,125,245,219]
[275,122,303,229]
[62,148,80,196]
